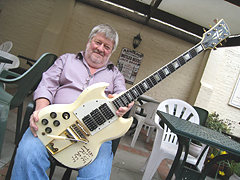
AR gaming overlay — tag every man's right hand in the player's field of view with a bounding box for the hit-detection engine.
[29,98,50,137]
[29,110,40,137]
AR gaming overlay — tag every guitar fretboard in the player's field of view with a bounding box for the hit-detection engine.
[112,43,204,109]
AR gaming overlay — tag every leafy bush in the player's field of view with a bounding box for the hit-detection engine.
[205,112,231,133]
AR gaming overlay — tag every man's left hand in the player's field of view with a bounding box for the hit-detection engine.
[108,94,134,117]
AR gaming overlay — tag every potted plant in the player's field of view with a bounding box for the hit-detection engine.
[228,161,240,180]
[189,140,202,158]
[204,112,232,179]
[189,112,232,160]
[205,112,231,134]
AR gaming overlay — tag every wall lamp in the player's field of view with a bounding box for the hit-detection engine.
[133,33,142,49]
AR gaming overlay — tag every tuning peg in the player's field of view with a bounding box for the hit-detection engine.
[203,28,206,32]
[219,43,223,46]
[209,24,212,28]
[213,47,217,50]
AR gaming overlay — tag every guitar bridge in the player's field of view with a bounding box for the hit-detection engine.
[46,120,89,155]
[65,121,89,144]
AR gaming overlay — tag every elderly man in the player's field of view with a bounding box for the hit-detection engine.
[11,24,133,180]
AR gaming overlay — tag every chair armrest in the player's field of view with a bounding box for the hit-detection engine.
[0,70,20,78]
[129,103,147,117]
[0,70,21,83]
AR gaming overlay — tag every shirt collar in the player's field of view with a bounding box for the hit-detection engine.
[76,51,114,70]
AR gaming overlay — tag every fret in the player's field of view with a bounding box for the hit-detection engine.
[112,99,121,109]
[139,83,147,93]
[195,44,203,53]
[153,73,162,82]
[120,94,129,106]
[130,88,138,99]
[118,97,127,107]
[167,63,175,73]
[189,48,197,58]
[144,80,152,89]
[146,78,154,88]
[178,56,186,66]
[183,52,191,61]
[150,74,157,85]
[124,92,133,102]
[162,67,170,76]
[172,60,181,69]
[135,85,144,95]
[158,69,166,79]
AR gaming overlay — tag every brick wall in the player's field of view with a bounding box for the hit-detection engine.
[205,47,240,136]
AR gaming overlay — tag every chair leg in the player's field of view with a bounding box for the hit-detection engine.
[48,156,57,180]
[0,103,10,156]
[5,145,17,180]
[62,168,73,180]
[131,121,144,147]
[15,103,23,144]
[146,127,155,143]
[5,101,34,179]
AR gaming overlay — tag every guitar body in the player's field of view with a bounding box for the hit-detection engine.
[37,82,133,168]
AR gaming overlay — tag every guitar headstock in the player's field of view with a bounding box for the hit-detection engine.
[201,19,230,50]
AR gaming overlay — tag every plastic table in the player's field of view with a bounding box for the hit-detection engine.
[157,110,240,180]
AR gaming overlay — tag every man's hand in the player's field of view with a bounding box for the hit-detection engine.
[108,94,134,117]
[29,98,50,137]
[29,110,40,137]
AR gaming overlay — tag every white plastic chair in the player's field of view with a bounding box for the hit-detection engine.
[141,99,209,180]
[0,51,20,73]
[0,41,19,73]
[0,41,13,52]
[129,101,159,147]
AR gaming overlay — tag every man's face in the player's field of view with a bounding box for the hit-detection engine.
[85,33,114,69]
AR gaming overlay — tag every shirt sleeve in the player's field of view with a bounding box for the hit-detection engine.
[33,55,66,104]
[112,66,127,94]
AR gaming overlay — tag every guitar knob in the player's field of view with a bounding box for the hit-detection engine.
[50,112,57,119]
[41,119,49,125]
[62,112,70,120]
[53,120,60,127]
[45,127,52,134]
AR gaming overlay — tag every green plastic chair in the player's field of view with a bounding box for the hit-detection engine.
[193,106,209,126]
[0,53,57,156]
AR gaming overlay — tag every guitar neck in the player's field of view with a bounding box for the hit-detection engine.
[112,43,204,109]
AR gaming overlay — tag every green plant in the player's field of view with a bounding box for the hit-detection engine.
[227,160,240,177]
[205,112,231,133]
[205,112,233,179]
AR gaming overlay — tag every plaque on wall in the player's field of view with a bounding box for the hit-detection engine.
[116,47,143,85]
[229,73,240,109]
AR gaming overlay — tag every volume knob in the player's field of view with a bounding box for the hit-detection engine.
[50,112,57,119]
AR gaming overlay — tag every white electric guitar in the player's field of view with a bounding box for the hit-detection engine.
[37,19,230,168]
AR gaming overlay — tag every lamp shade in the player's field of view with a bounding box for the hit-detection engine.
[133,33,142,49]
